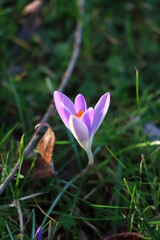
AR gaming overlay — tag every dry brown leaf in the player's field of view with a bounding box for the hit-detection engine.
[23,0,43,15]
[103,232,144,240]
[22,124,55,179]
[36,125,55,177]
[37,127,55,160]
[21,156,55,179]
[31,157,54,179]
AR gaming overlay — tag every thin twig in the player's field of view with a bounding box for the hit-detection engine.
[33,197,57,223]
[0,0,84,196]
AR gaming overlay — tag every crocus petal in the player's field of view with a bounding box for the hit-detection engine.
[81,107,94,136]
[93,92,110,134]
[69,115,90,151]
[74,94,87,113]
[54,91,75,129]
[54,91,75,114]
[59,103,73,129]
[35,226,42,240]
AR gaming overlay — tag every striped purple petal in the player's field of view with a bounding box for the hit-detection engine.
[74,94,87,114]
[54,91,75,129]
[54,91,75,114]
[69,115,89,151]
[81,107,94,136]
[93,92,110,134]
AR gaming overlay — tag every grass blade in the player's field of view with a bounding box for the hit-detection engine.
[5,221,14,240]
[9,75,26,133]
[41,177,76,227]
[0,124,17,148]
[15,134,24,199]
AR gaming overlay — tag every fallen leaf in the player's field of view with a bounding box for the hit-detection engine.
[32,156,54,179]
[23,0,43,15]
[103,232,144,240]
[12,0,43,54]
[37,127,55,161]
[36,124,55,177]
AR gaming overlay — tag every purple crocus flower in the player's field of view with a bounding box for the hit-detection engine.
[35,226,42,240]
[54,91,110,165]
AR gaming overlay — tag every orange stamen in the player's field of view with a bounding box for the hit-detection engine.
[75,110,84,118]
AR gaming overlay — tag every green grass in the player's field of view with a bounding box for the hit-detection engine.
[1,0,160,239]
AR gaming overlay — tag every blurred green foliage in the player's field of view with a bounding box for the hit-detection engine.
[0,0,160,239]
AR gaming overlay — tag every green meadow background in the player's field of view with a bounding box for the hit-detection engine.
[0,0,160,239]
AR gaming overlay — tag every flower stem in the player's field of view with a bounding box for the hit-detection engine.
[87,148,94,166]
